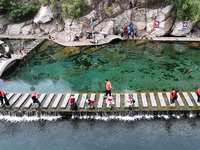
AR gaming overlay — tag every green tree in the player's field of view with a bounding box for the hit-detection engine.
[61,0,85,19]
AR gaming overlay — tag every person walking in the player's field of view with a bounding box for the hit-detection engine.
[105,79,112,97]
[31,93,41,107]
[0,91,10,106]
[170,89,178,104]
[197,88,200,102]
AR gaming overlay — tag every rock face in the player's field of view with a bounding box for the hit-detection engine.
[146,5,174,37]
[6,23,25,35]
[22,24,33,35]
[171,20,194,36]
[94,20,114,35]
[34,6,53,24]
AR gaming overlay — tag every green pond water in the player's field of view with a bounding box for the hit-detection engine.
[0,40,200,93]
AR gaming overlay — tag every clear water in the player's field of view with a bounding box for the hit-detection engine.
[0,41,200,92]
[0,117,200,150]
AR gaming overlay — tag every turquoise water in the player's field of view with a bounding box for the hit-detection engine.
[0,41,200,92]
[0,117,200,150]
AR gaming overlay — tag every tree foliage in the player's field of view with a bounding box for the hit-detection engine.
[61,0,85,19]
[0,0,38,22]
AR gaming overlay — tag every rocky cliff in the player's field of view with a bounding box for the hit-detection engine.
[1,0,200,41]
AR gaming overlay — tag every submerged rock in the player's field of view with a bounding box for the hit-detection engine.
[56,46,81,58]
[187,42,200,49]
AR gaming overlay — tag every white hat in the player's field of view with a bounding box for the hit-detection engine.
[70,95,75,98]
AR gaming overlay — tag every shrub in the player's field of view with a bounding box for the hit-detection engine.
[8,4,39,22]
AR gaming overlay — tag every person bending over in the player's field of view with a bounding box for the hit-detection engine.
[31,93,41,107]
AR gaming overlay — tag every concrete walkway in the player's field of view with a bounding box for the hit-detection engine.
[0,91,199,116]
[1,34,200,48]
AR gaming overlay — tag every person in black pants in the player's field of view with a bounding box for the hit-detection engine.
[31,93,41,107]
[0,91,10,106]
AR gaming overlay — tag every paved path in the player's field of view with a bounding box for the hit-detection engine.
[0,38,45,77]
[0,91,199,116]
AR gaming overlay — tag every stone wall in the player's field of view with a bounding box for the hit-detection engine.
[1,0,199,39]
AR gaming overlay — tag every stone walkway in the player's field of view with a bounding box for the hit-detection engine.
[1,34,200,48]
[0,91,199,116]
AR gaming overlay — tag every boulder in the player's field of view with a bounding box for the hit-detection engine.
[6,22,25,35]
[21,24,33,35]
[34,28,41,34]
[94,20,114,35]
[191,30,200,38]
[0,15,11,26]
[112,9,132,29]
[64,19,81,33]
[117,0,136,10]
[171,20,194,36]
[161,5,174,19]
[40,23,52,32]
[134,22,146,30]
[148,17,175,37]
[34,5,53,24]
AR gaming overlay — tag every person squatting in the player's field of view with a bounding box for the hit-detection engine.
[31,93,41,107]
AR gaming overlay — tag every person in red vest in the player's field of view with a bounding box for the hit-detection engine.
[86,99,95,108]
[0,91,10,106]
[69,95,78,110]
[106,96,115,107]
[69,95,75,107]
[170,89,178,104]
[127,98,135,107]
[105,79,112,97]
[197,88,200,102]
[31,93,41,107]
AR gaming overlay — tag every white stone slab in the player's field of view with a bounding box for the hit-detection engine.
[7,93,14,100]
[133,93,139,107]
[124,94,129,107]
[149,93,157,107]
[157,93,166,107]
[9,93,22,107]
[166,92,175,107]
[61,94,71,108]
[79,94,87,108]
[97,94,104,108]
[15,93,29,108]
[116,94,120,108]
[182,92,194,107]
[74,94,79,103]
[42,94,54,108]
[191,92,200,106]
[90,94,95,101]
[52,93,63,108]
[177,93,184,107]
[141,93,148,107]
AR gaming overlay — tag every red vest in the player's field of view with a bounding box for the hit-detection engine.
[69,97,74,103]
[0,91,4,97]
[89,100,95,104]
[31,93,37,98]
[107,97,112,101]
[170,90,176,99]
[197,88,200,95]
